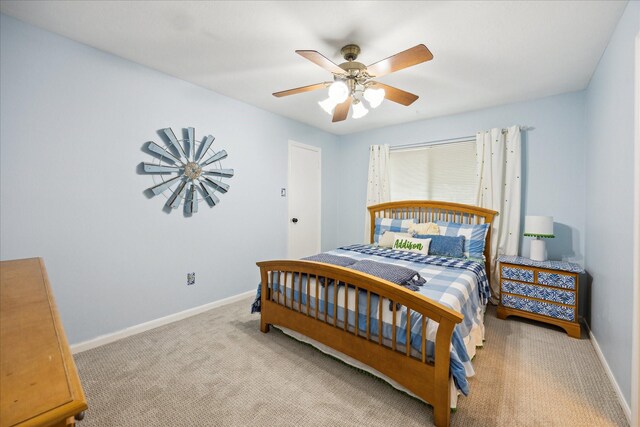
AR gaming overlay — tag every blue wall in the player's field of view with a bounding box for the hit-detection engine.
[335,91,587,265]
[0,13,339,344]
[585,1,638,408]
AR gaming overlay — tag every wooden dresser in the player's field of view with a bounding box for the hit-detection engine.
[496,255,584,338]
[1,258,87,427]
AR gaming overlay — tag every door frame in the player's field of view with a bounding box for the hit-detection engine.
[287,140,322,259]
[631,32,639,427]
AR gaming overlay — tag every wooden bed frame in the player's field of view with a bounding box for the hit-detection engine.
[257,200,497,427]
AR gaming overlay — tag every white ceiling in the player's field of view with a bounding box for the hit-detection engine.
[0,1,628,135]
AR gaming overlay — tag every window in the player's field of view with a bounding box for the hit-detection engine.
[389,141,478,204]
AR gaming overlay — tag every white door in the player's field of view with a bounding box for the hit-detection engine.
[288,141,321,259]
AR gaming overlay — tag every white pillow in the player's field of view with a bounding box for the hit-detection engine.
[392,236,431,255]
[408,222,440,236]
[378,231,413,248]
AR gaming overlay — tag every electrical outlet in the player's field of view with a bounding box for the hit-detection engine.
[281,188,286,197]
[187,272,195,286]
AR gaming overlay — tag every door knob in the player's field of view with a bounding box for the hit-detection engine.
[291,218,299,223]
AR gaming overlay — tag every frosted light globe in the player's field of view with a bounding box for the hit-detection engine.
[328,81,349,103]
[318,97,337,115]
[363,87,385,108]
[352,100,368,119]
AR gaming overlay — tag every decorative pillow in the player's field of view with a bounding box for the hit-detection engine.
[373,218,417,244]
[435,221,490,259]
[392,236,431,255]
[414,234,465,258]
[378,231,413,248]
[408,222,440,236]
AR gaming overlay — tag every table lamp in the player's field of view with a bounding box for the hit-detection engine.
[524,216,554,261]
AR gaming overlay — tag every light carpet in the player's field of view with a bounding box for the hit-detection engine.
[74,297,628,426]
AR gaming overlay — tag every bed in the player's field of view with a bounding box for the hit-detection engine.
[255,200,497,427]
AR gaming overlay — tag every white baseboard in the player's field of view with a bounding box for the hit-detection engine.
[71,290,256,354]
[586,323,632,424]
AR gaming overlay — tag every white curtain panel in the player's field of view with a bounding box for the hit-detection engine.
[364,144,391,243]
[475,126,522,300]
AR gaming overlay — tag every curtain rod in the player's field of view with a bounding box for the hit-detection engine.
[389,125,534,151]
[390,136,475,151]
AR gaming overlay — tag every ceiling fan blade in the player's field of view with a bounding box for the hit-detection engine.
[366,44,433,78]
[296,50,346,75]
[371,82,419,106]
[273,82,328,98]
[332,97,352,122]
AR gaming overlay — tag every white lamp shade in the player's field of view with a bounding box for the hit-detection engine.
[318,97,337,115]
[352,100,368,119]
[363,87,385,108]
[524,215,554,238]
[328,81,349,103]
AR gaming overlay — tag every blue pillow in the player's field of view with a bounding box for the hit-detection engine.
[434,221,490,259]
[414,234,465,258]
[373,217,417,244]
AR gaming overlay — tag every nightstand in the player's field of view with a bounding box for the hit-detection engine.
[496,255,584,338]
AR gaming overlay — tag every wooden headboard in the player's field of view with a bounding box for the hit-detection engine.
[368,200,498,279]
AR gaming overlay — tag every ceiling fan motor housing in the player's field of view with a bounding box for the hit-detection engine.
[341,44,361,61]
[338,45,369,84]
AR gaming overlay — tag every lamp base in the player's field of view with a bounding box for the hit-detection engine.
[530,239,547,262]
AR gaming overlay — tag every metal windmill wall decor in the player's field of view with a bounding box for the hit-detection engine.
[141,127,233,215]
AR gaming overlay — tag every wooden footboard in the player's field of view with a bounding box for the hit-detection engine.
[257,260,463,427]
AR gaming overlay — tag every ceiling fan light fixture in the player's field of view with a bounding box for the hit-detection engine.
[274,44,431,122]
[364,87,385,109]
[328,81,349,103]
[318,97,337,115]
[352,100,368,119]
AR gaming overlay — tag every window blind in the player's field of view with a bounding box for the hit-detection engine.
[389,141,478,204]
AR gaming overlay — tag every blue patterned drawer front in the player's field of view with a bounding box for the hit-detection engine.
[501,266,534,283]
[501,280,575,305]
[537,272,575,290]
[502,294,575,321]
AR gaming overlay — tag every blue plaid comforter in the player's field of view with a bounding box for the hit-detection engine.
[253,244,489,396]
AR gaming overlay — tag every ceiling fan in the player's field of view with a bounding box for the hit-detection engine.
[273,44,433,122]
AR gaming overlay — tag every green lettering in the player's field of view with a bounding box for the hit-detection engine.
[394,239,423,251]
